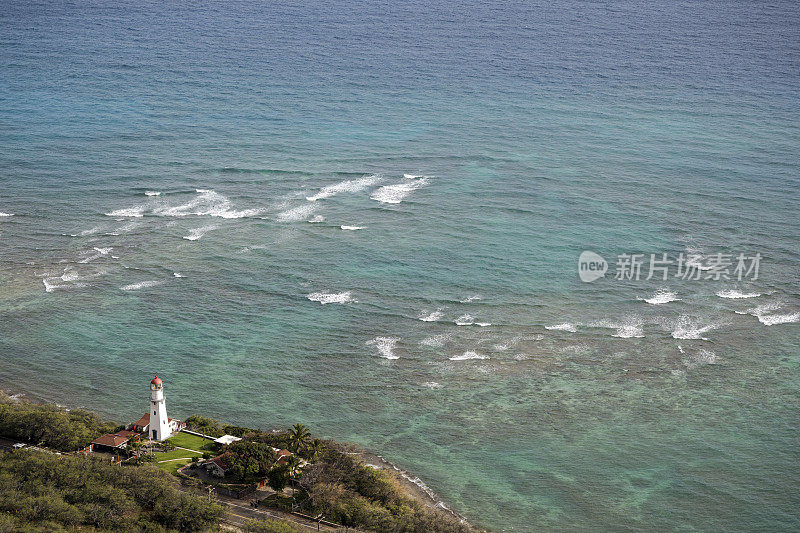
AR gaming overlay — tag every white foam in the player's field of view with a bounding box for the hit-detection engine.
[475,322,492,327]
[340,225,365,231]
[106,206,146,217]
[695,349,717,364]
[60,268,80,282]
[144,191,161,196]
[422,381,442,389]
[370,177,428,204]
[0,212,13,217]
[420,333,450,347]
[278,203,317,222]
[173,272,184,278]
[403,173,426,179]
[545,323,577,332]
[93,247,112,255]
[717,289,761,299]
[671,316,719,340]
[614,324,645,338]
[366,336,399,359]
[120,280,164,291]
[306,291,355,304]
[306,175,380,201]
[419,309,444,322]
[736,302,782,316]
[79,226,102,236]
[640,289,680,305]
[449,351,489,361]
[454,314,474,326]
[308,215,326,223]
[757,312,800,326]
[596,319,644,338]
[460,295,481,303]
[183,225,217,241]
[43,278,86,292]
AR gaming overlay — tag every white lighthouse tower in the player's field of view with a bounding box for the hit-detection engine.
[149,375,173,441]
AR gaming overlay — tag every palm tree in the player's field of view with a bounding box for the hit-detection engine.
[307,438,323,462]
[288,423,311,454]
[286,454,303,511]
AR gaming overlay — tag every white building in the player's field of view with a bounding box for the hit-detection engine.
[132,375,184,441]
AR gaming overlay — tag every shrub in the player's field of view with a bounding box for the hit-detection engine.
[245,518,306,533]
[0,392,117,451]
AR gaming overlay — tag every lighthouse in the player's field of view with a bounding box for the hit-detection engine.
[149,375,172,441]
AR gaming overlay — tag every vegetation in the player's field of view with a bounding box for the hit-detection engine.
[167,430,216,452]
[183,414,479,532]
[0,395,480,533]
[0,391,118,452]
[296,443,475,533]
[0,450,224,532]
[244,518,305,533]
[224,440,278,481]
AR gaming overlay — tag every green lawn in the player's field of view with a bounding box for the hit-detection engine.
[154,448,203,462]
[167,431,216,451]
[157,457,195,475]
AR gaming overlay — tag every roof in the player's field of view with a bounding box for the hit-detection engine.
[151,376,162,386]
[276,449,292,457]
[214,435,242,445]
[133,413,150,428]
[209,453,233,471]
[92,432,135,448]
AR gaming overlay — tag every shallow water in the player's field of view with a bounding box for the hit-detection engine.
[1,1,799,531]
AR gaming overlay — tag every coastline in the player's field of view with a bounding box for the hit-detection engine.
[0,384,474,529]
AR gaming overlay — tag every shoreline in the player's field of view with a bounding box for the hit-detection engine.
[1,384,472,528]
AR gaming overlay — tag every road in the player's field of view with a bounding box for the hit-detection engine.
[176,485,339,531]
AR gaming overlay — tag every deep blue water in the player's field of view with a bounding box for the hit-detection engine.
[1,1,800,531]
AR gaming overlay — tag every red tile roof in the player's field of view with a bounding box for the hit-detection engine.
[210,452,233,472]
[133,413,150,428]
[92,432,134,448]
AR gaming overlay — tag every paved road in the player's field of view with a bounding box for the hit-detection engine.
[176,485,338,531]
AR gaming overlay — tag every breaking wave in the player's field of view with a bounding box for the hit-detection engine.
[419,309,444,322]
[717,289,761,299]
[370,176,428,204]
[758,312,800,326]
[121,280,164,291]
[671,316,720,340]
[306,291,355,304]
[277,203,317,222]
[366,336,400,359]
[183,225,217,241]
[545,323,577,332]
[306,175,380,201]
[640,289,680,305]
[449,351,489,361]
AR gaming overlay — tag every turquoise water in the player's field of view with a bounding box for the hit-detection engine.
[2,1,800,530]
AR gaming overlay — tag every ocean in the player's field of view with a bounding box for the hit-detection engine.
[1,0,799,530]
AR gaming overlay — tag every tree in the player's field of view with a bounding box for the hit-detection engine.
[288,423,310,454]
[285,455,303,511]
[267,464,289,492]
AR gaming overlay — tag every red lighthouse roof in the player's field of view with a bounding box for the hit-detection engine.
[151,375,162,386]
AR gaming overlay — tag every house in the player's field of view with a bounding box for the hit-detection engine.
[275,449,292,466]
[130,412,185,438]
[205,452,233,478]
[89,430,139,454]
